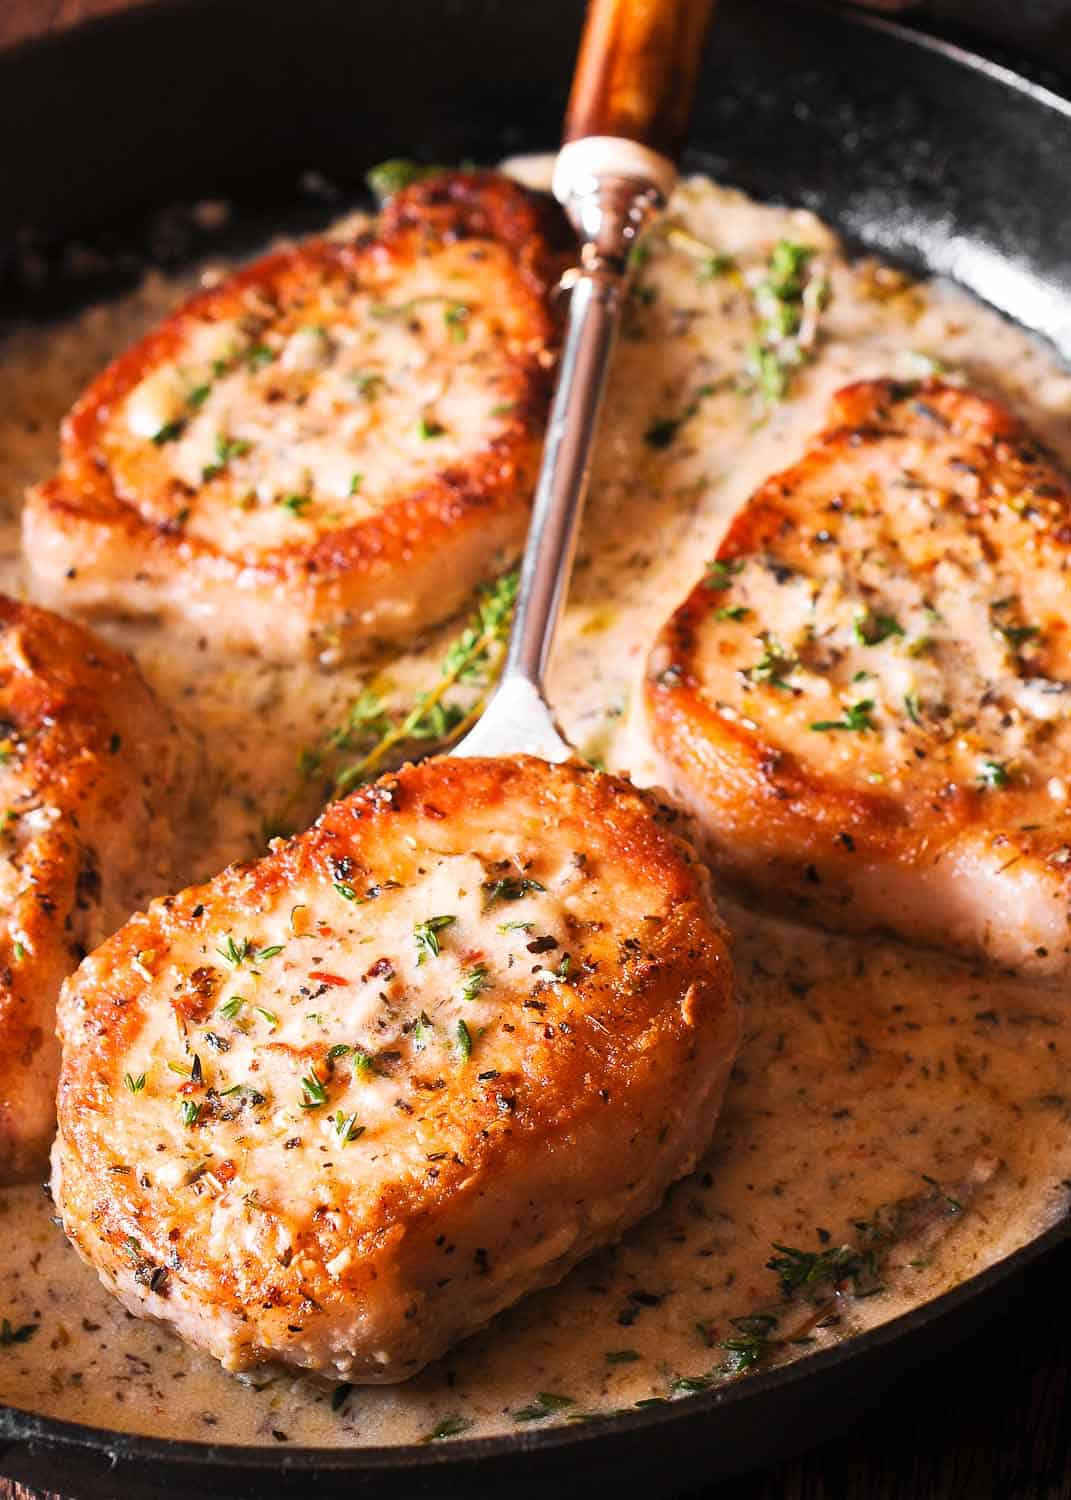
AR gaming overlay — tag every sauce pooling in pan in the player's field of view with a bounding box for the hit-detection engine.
[2,173,1071,1445]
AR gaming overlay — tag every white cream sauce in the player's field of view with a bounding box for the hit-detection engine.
[2,173,1071,1447]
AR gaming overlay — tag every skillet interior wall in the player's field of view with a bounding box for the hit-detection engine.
[3,0,1071,357]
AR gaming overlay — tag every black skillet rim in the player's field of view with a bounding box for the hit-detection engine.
[1,0,1071,1481]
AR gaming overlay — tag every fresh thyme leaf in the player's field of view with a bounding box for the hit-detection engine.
[124,1071,147,1095]
[423,1415,473,1443]
[299,1069,328,1109]
[366,158,442,203]
[481,876,545,908]
[255,945,284,962]
[414,914,456,964]
[512,1392,575,1423]
[997,623,1041,649]
[853,611,904,647]
[744,238,826,405]
[455,1019,473,1061]
[459,965,490,1003]
[444,303,470,342]
[810,700,875,733]
[180,1099,201,1127]
[704,559,742,592]
[323,570,517,797]
[978,759,1011,789]
[747,637,798,691]
[334,1110,365,1145]
[216,934,251,968]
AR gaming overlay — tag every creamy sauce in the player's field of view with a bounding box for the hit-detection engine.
[3,172,1071,1447]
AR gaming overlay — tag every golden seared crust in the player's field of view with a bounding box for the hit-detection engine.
[25,172,570,661]
[648,378,1071,975]
[0,597,195,1182]
[52,755,737,1381]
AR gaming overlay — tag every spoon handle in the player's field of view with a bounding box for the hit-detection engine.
[564,0,717,162]
[456,0,717,762]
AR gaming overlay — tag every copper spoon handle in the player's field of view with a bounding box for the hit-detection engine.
[564,0,717,162]
[456,0,718,762]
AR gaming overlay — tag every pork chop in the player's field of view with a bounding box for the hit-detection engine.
[0,597,195,1182]
[51,755,737,1381]
[24,172,568,661]
[648,378,1071,975]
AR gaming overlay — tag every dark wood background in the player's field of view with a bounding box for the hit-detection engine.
[3,2,1071,1497]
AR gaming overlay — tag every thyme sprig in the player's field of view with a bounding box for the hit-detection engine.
[306,571,518,801]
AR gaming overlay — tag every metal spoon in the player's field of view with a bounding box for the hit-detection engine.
[456,0,716,763]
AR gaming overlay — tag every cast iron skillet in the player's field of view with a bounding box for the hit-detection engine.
[1,1,1070,1494]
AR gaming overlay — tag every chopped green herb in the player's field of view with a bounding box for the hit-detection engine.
[747,637,798,691]
[217,935,251,968]
[352,1050,376,1079]
[299,1069,328,1109]
[124,1071,147,1095]
[414,914,456,964]
[151,420,184,445]
[497,919,534,933]
[187,383,211,409]
[366,158,441,203]
[704,559,743,592]
[714,604,750,622]
[218,996,244,1021]
[978,759,1011,789]
[513,1392,576,1423]
[422,1415,473,1443]
[455,1019,473,1061]
[418,415,446,439]
[334,883,358,901]
[278,494,312,516]
[180,1100,201,1127]
[254,1006,279,1029]
[904,691,922,726]
[202,433,250,480]
[255,945,284,962]
[334,1110,365,1145]
[481,876,545,908]
[853,611,904,647]
[413,1011,435,1051]
[444,303,470,342]
[810,700,876,733]
[349,472,364,495]
[12,940,24,962]
[459,965,490,1003]
[997,623,1041,649]
[246,344,274,370]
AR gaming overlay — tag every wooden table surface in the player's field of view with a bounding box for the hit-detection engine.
[3,1,1071,1497]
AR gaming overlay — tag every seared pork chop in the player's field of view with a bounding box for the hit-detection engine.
[0,597,194,1182]
[24,172,568,661]
[52,755,737,1381]
[648,378,1071,975]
